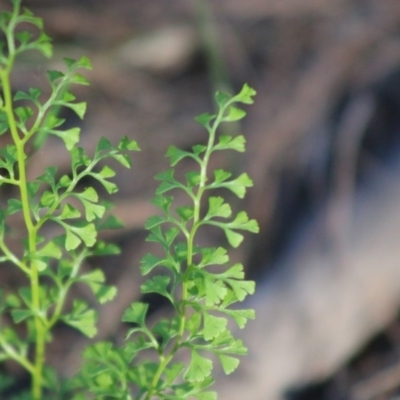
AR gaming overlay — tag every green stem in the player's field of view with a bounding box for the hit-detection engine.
[144,353,174,400]
[144,110,224,399]
[1,47,45,400]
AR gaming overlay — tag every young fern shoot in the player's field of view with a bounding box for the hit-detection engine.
[0,1,139,398]
[0,1,257,399]
[77,85,258,399]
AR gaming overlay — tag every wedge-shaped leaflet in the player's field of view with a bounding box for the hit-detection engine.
[52,88,87,120]
[74,187,105,222]
[155,169,186,195]
[47,70,64,87]
[6,198,22,215]
[122,302,148,334]
[52,219,97,251]
[195,112,215,129]
[71,147,91,172]
[10,308,34,324]
[35,166,58,191]
[185,312,201,337]
[0,145,17,179]
[39,190,56,208]
[117,135,140,151]
[190,330,247,377]
[96,212,124,231]
[50,126,81,151]
[185,350,213,383]
[89,240,120,257]
[210,329,248,356]
[232,83,257,104]
[124,336,155,361]
[62,300,97,338]
[201,313,227,341]
[64,56,92,72]
[14,87,42,103]
[151,317,180,351]
[140,253,177,275]
[185,171,201,188]
[176,205,194,223]
[213,134,246,152]
[140,253,166,275]
[189,270,228,306]
[151,194,174,216]
[210,169,231,184]
[15,105,33,126]
[215,91,231,108]
[217,172,253,199]
[79,269,117,304]
[220,307,255,329]
[66,101,87,120]
[94,136,139,169]
[204,196,232,220]
[216,263,255,301]
[198,247,229,269]
[222,106,246,122]
[60,203,81,219]
[225,276,255,302]
[29,239,62,272]
[89,165,118,194]
[207,170,253,199]
[141,275,173,304]
[36,240,62,259]
[146,225,179,252]
[208,211,259,248]
[217,354,240,375]
[166,145,204,166]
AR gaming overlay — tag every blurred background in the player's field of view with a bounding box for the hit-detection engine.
[2,0,400,399]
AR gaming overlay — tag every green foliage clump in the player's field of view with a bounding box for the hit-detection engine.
[0,1,257,399]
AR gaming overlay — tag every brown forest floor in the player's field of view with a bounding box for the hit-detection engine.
[1,0,400,399]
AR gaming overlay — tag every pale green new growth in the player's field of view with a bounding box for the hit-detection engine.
[75,84,257,399]
[0,1,257,399]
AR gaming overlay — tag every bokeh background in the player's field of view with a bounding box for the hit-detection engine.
[2,0,400,399]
